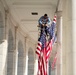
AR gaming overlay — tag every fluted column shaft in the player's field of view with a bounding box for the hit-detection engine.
[62,0,74,75]
[56,11,62,75]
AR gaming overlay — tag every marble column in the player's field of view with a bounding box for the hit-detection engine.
[34,44,38,75]
[24,37,29,75]
[14,50,18,75]
[56,11,62,75]
[14,26,18,75]
[62,0,73,75]
[0,9,8,75]
[72,0,76,75]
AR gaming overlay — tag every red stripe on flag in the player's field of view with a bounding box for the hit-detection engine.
[46,40,53,63]
[36,42,42,56]
[37,48,47,75]
[53,15,57,23]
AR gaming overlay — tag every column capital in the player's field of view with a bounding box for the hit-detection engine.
[15,26,18,31]
[5,9,9,20]
[57,11,62,17]
[25,37,30,46]
[5,9,9,14]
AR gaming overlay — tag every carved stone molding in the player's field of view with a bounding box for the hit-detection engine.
[57,11,62,18]
[5,9,9,20]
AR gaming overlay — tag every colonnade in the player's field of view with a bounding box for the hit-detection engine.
[0,0,76,75]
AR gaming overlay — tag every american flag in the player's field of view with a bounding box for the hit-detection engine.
[36,32,47,75]
[47,14,57,40]
[37,48,47,75]
[36,14,57,75]
[46,40,52,63]
[36,32,46,56]
[46,14,57,62]
[36,14,57,56]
